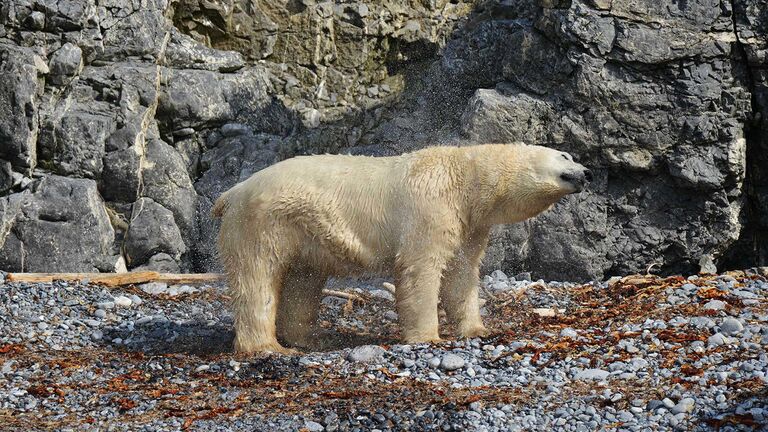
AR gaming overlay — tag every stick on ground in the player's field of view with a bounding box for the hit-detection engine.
[6,272,367,302]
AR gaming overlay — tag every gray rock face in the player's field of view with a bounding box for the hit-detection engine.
[454,1,755,279]
[0,44,43,171]
[731,0,768,266]
[0,0,766,277]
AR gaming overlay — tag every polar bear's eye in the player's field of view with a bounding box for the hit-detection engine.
[561,154,569,160]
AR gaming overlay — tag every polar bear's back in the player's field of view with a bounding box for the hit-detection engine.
[216,153,412,271]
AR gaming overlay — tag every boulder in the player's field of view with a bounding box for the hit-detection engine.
[48,42,82,85]
[0,175,116,272]
[0,43,44,170]
[141,139,197,234]
[133,252,182,273]
[124,198,186,267]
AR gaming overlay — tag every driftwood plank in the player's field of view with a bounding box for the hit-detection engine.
[5,272,225,287]
[3,273,367,302]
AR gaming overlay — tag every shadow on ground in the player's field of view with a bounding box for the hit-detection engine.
[101,320,393,356]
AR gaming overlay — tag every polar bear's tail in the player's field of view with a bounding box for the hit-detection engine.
[211,191,230,218]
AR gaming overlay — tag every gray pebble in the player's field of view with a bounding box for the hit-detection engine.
[347,345,386,363]
[704,300,726,311]
[574,369,610,380]
[670,398,695,414]
[720,317,744,335]
[439,354,465,371]
[113,296,132,308]
[708,333,728,348]
[304,420,324,432]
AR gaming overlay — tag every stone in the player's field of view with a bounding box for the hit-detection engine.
[574,369,610,381]
[428,357,441,368]
[515,272,532,281]
[708,333,728,348]
[704,300,727,311]
[42,107,114,178]
[698,255,718,274]
[304,420,324,432]
[124,198,186,268]
[720,317,744,335]
[99,147,142,202]
[0,176,116,272]
[690,317,715,329]
[347,345,386,363]
[440,354,466,371]
[48,43,83,84]
[164,31,245,72]
[670,398,695,414]
[113,296,133,308]
[140,282,169,295]
[140,139,197,235]
[220,123,252,137]
[134,253,182,273]
[461,87,556,144]
[0,44,43,170]
[0,160,14,193]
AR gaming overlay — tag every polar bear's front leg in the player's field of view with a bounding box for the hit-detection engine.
[394,242,456,344]
[395,264,443,343]
[441,234,489,339]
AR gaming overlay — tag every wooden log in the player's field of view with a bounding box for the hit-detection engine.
[5,272,224,287]
[321,289,364,302]
[5,273,368,301]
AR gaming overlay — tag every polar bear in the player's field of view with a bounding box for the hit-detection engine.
[213,143,591,353]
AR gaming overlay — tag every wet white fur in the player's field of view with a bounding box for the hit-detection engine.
[213,143,586,353]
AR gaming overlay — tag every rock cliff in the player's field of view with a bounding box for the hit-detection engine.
[0,0,766,280]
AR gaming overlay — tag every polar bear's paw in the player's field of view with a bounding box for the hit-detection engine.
[458,325,489,339]
[234,340,298,356]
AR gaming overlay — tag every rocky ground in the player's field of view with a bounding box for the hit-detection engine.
[1,269,767,431]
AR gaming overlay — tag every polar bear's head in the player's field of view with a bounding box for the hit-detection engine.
[479,144,592,225]
[524,145,592,195]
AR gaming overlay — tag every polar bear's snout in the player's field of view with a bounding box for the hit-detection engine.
[560,167,592,192]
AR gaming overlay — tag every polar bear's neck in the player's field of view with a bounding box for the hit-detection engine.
[460,144,565,227]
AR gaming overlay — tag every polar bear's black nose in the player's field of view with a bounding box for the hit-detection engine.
[561,169,591,190]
